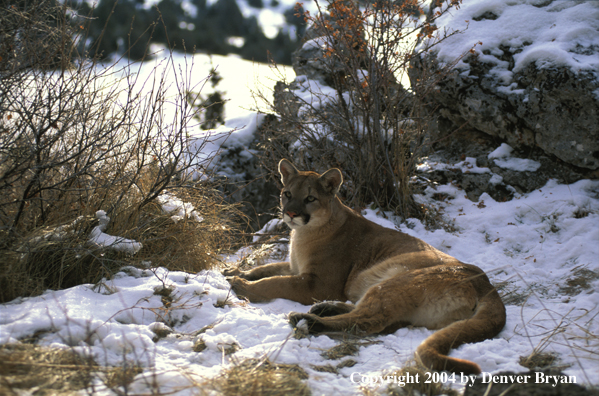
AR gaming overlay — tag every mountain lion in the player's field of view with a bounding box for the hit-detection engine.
[225,159,506,374]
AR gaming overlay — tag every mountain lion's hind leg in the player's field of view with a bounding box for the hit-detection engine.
[289,301,356,333]
[289,273,421,334]
[289,265,480,335]
[308,301,355,317]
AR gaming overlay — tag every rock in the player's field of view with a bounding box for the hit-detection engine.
[410,0,599,171]
[210,120,281,232]
[418,127,597,202]
[415,58,599,171]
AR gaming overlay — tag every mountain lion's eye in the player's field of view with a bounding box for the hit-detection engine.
[283,191,292,199]
[305,195,316,203]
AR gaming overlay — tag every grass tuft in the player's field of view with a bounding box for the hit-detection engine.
[559,266,599,296]
[519,351,561,370]
[207,357,311,396]
[321,341,360,360]
[0,187,241,304]
[0,344,96,395]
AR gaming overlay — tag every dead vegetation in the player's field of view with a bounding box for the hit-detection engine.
[256,0,468,220]
[0,344,95,395]
[321,341,360,360]
[0,0,242,304]
[0,343,143,395]
[206,357,311,396]
[519,351,561,371]
[559,266,599,296]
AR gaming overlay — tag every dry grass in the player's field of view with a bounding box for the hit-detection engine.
[0,344,95,395]
[0,185,241,304]
[0,343,147,395]
[206,357,311,396]
[559,266,599,296]
[122,188,243,273]
[321,341,360,360]
[519,351,560,370]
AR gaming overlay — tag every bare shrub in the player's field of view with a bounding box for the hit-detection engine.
[0,0,76,74]
[256,0,465,218]
[0,0,240,303]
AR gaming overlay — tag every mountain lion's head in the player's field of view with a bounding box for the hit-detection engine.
[278,159,343,229]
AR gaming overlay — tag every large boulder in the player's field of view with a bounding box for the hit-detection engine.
[411,0,599,171]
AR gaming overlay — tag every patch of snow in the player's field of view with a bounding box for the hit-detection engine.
[253,219,284,243]
[185,112,265,179]
[157,192,204,223]
[488,143,514,159]
[489,174,503,185]
[417,157,490,174]
[489,143,541,172]
[493,157,541,172]
[88,210,142,254]
[293,75,339,116]
[422,0,599,85]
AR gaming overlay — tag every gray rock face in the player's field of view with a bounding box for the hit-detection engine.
[417,127,594,203]
[409,0,599,172]
[417,56,599,170]
[292,32,347,87]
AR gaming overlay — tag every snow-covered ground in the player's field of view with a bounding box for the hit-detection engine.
[1,148,598,394]
[114,51,294,119]
[2,0,599,392]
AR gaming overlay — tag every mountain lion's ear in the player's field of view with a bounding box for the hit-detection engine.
[319,168,343,194]
[278,159,299,186]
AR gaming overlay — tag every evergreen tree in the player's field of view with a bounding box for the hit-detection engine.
[88,0,154,60]
[248,0,264,9]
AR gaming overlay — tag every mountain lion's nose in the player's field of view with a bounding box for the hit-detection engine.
[286,211,298,218]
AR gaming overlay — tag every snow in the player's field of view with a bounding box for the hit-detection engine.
[89,211,143,255]
[185,112,266,179]
[419,143,542,175]
[293,74,339,114]
[157,192,204,223]
[488,143,514,159]
[108,51,294,122]
[488,143,541,172]
[422,0,599,86]
[2,173,598,394]
[417,156,490,174]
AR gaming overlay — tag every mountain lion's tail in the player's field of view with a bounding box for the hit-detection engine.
[415,286,506,374]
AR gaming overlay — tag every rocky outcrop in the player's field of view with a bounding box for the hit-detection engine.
[416,127,595,203]
[410,0,599,172]
[416,58,599,171]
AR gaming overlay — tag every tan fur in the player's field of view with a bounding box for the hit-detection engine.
[225,159,506,374]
